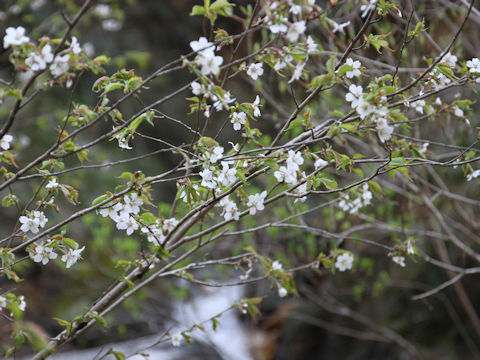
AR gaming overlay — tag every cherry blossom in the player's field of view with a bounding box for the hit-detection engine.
[218,197,240,221]
[230,111,246,131]
[31,241,58,265]
[268,17,288,34]
[247,191,267,215]
[335,253,354,272]
[61,246,85,268]
[70,36,81,54]
[163,217,179,232]
[3,26,30,48]
[278,286,288,298]
[441,52,457,67]
[272,261,283,271]
[246,62,264,80]
[50,54,70,77]
[393,256,406,267]
[116,212,138,235]
[314,158,328,170]
[252,96,261,117]
[466,58,480,73]
[46,178,59,190]
[26,44,54,71]
[345,84,363,108]
[286,21,306,42]
[376,118,394,143]
[0,134,13,150]
[199,168,216,189]
[171,332,183,347]
[344,58,361,78]
[466,169,480,181]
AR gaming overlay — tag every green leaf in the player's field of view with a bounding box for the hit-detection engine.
[108,349,126,360]
[92,194,109,206]
[190,5,206,15]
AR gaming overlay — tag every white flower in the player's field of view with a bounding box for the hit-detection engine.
[230,111,246,131]
[466,58,480,73]
[272,261,283,271]
[124,193,143,214]
[0,134,13,150]
[199,168,216,189]
[392,256,406,267]
[355,98,376,119]
[376,118,394,143]
[247,191,267,215]
[213,91,235,111]
[290,4,302,15]
[407,240,415,255]
[286,21,306,42]
[17,295,26,311]
[217,162,237,187]
[435,97,442,106]
[197,54,223,76]
[247,62,264,80]
[314,158,328,170]
[419,142,429,155]
[335,253,354,272]
[330,20,350,33]
[116,212,138,235]
[191,81,204,96]
[31,241,58,265]
[360,0,377,18]
[163,218,179,233]
[466,169,480,181]
[94,4,113,18]
[345,84,363,108]
[453,106,464,117]
[412,100,425,114]
[209,146,224,163]
[26,44,54,71]
[274,55,293,71]
[269,18,288,34]
[278,287,288,298]
[252,95,261,117]
[50,54,70,77]
[305,35,317,54]
[142,224,165,245]
[190,37,216,57]
[102,19,122,32]
[46,178,59,189]
[274,165,297,184]
[289,61,306,83]
[171,333,183,347]
[287,150,304,169]
[0,296,6,308]
[218,197,240,221]
[3,26,30,48]
[70,36,81,54]
[441,52,457,67]
[344,58,361,78]
[61,246,85,268]
[99,202,120,220]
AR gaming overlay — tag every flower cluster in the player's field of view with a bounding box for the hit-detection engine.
[19,210,48,234]
[338,184,372,214]
[99,193,144,235]
[190,37,223,76]
[0,134,13,150]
